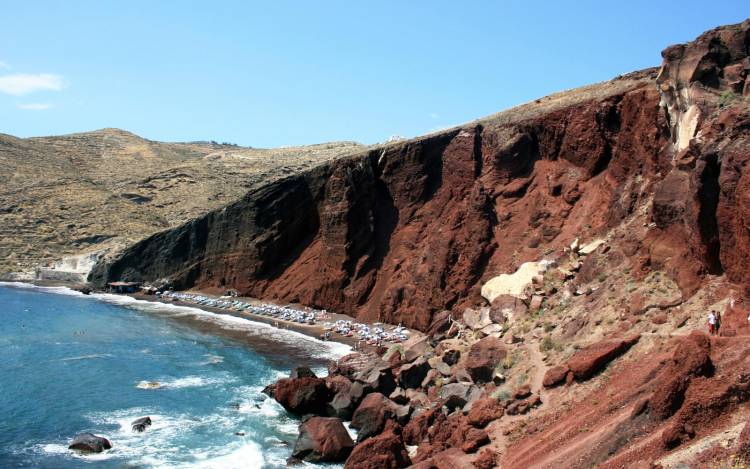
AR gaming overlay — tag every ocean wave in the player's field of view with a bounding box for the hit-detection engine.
[136,374,235,390]
[58,353,113,362]
[72,408,268,468]
[201,353,224,365]
[25,401,339,469]
[0,281,85,297]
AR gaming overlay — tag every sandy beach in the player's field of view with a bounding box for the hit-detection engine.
[16,279,420,360]
[128,290,418,356]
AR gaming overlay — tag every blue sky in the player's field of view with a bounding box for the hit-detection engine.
[0,1,747,147]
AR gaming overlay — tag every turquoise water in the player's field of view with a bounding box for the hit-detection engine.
[0,283,350,468]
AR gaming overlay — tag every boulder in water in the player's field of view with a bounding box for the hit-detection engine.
[131,416,152,432]
[273,376,332,415]
[137,380,162,389]
[68,432,112,453]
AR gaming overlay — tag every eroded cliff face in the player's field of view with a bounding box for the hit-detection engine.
[95,20,750,332]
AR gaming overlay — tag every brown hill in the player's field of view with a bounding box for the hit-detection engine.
[0,128,363,277]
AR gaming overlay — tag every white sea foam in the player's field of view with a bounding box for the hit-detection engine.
[0,281,85,296]
[136,374,235,390]
[201,353,224,365]
[64,408,270,468]
[181,441,265,469]
[58,353,113,362]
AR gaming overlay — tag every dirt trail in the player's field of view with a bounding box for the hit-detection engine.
[525,342,547,394]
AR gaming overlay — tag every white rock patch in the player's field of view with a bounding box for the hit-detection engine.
[481,261,548,303]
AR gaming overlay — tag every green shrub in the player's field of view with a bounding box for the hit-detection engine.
[719,90,737,107]
[540,335,556,352]
[492,388,512,402]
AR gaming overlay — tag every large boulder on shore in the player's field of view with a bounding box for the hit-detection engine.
[327,381,364,420]
[566,334,640,380]
[465,336,507,383]
[351,392,410,442]
[291,416,354,463]
[402,336,433,362]
[463,307,492,330]
[414,413,489,462]
[403,407,443,445]
[438,382,483,411]
[273,376,332,415]
[68,433,112,453]
[398,358,431,389]
[490,294,527,323]
[344,420,411,469]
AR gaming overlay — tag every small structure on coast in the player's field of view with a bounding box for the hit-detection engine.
[107,281,141,293]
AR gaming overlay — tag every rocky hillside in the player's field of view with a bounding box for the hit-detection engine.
[0,129,363,277]
[97,19,749,333]
[247,20,750,469]
[40,17,750,469]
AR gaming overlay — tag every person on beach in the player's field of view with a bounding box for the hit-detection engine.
[707,311,717,335]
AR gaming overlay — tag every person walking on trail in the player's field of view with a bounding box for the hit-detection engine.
[715,310,722,335]
[708,311,717,335]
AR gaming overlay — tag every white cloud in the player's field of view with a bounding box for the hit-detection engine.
[18,103,52,111]
[0,73,63,96]
[0,61,10,70]
[428,112,440,119]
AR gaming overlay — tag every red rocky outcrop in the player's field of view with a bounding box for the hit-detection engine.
[473,448,498,469]
[344,420,411,469]
[409,448,468,469]
[273,376,331,416]
[467,396,505,428]
[350,392,409,443]
[414,413,490,462]
[542,364,570,388]
[566,334,640,380]
[403,407,443,446]
[465,336,507,383]
[291,416,354,463]
[649,331,713,420]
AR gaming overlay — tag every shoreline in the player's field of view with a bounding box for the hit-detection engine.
[131,291,368,352]
[0,281,414,360]
[0,281,352,362]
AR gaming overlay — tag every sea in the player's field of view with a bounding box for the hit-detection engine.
[0,282,351,468]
